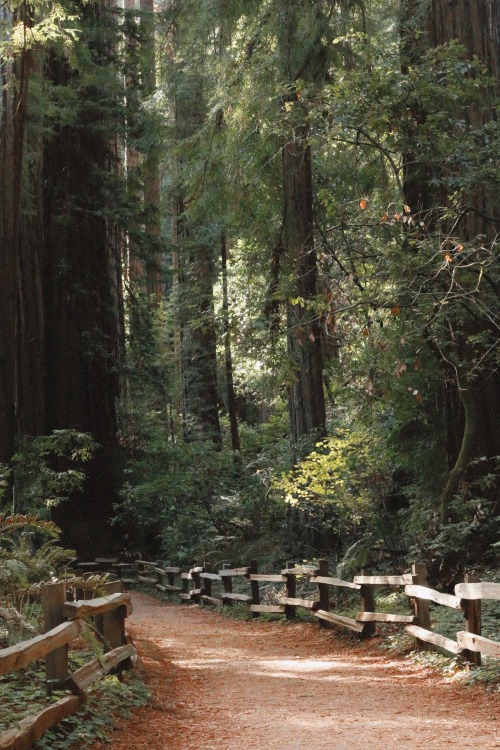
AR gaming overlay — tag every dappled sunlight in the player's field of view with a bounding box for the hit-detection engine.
[248,655,432,684]
[254,658,338,673]
[172,658,231,670]
[286,712,483,732]
[168,650,435,689]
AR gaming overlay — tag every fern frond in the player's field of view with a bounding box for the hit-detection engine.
[0,514,60,538]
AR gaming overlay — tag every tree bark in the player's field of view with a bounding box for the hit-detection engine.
[0,8,31,463]
[141,0,163,303]
[172,20,221,447]
[402,0,500,520]
[221,234,240,456]
[283,137,326,441]
[279,0,327,444]
[42,1,123,555]
[432,0,500,519]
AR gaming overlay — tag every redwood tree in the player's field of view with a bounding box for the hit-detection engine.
[42,1,125,555]
[170,12,221,447]
[401,0,500,521]
[278,0,327,443]
[0,5,34,463]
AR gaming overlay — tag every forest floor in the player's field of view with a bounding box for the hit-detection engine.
[90,591,500,750]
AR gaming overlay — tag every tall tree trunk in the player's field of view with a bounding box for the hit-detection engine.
[432,0,500,519]
[16,92,46,440]
[141,0,163,303]
[0,8,31,463]
[279,0,326,444]
[123,0,142,287]
[402,0,500,520]
[43,1,123,555]
[283,137,326,441]
[172,21,221,447]
[221,234,240,456]
[178,233,221,446]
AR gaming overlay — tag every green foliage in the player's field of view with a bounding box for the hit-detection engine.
[0,664,150,748]
[37,673,150,750]
[277,426,391,515]
[117,418,291,565]
[403,459,500,579]
[0,430,98,515]
[119,437,235,559]
[0,513,74,612]
[274,424,402,563]
[0,663,49,732]
[466,661,500,691]
[0,432,96,635]
[0,0,80,62]
[115,0,498,578]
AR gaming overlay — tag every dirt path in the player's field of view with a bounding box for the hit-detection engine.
[93,592,499,750]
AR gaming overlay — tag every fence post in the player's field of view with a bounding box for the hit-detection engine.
[167,571,176,588]
[191,566,202,603]
[222,564,233,607]
[181,569,190,602]
[461,573,481,667]
[96,580,124,638]
[315,559,329,629]
[284,564,296,621]
[248,560,260,619]
[359,569,376,638]
[102,581,127,654]
[411,562,431,648]
[201,564,212,600]
[40,581,68,690]
[102,606,127,653]
[411,563,431,628]
[155,567,165,590]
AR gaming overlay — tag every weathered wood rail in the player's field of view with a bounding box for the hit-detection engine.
[125,558,500,665]
[0,579,135,750]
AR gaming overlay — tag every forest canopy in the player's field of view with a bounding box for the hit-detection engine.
[0,0,499,582]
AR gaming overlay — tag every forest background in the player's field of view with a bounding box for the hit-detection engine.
[0,0,499,588]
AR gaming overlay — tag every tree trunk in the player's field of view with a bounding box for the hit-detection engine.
[16,50,46,442]
[172,22,221,447]
[122,0,142,287]
[178,235,221,446]
[141,0,163,303]
[402,0,500,520]
[283,137,326,441]
[432,0,500,519]
[42,1,123,555]
[0,8,31,462]
[221,234,240,456]
[279,0,326,444]
[440,346,500,521]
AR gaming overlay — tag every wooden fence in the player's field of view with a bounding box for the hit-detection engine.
[3,555,498,749]
[0,579,135,750]
[127,558,500,666]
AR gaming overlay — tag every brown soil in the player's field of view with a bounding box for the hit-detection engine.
[92,592,500,749]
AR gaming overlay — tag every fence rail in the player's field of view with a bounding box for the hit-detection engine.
[124,557,500,665]
[0,580,135,750]
[6,555,496,748]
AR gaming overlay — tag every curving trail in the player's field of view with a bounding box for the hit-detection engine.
[91,592,499,750]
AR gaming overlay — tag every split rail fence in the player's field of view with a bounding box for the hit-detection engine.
[0,579,135,750]
[3,555,498,750]
[128,557,500,666]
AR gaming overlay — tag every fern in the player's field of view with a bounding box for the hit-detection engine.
[0,513,74,613]
[0,514,60,538]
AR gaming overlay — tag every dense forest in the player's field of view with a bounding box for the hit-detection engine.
[1,0,499,583]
